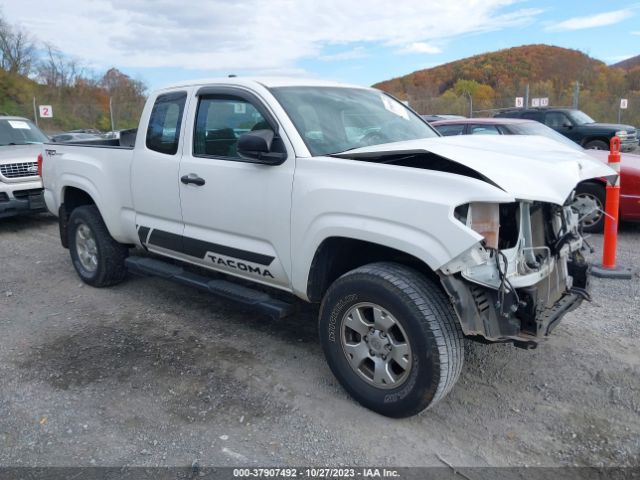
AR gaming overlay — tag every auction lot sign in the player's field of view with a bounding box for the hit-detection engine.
[39,105,53,118]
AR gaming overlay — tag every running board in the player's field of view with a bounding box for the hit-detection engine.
[125,256,295,319]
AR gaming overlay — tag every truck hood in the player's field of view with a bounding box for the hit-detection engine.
[0,143,43,164]
[587,123,635,131]
[333,135,616,205]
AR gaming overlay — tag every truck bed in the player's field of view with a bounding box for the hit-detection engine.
[51,128,137,149]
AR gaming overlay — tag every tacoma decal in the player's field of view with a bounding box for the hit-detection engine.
[137,226,275,278]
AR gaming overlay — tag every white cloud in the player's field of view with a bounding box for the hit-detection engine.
[402,42,442,54]
[546,9,634,31]
[3,0,543,73]
[319,47,368,61]
[632,31,640,35]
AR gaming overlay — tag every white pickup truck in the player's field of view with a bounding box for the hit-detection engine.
[42,77,614,417]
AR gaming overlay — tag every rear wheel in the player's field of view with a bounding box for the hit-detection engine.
[68,205,128,287]
[318,262,464,418]
[575,183,606,233]
[584,139,609,150]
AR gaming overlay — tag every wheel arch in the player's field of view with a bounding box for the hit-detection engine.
[59,186,98,248]
[306,236,441,302]
[581,136,611,148]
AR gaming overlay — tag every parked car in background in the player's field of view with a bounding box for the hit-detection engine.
[432,117,640,232]
[67,128,103,135]
[421,114,466,123]
[0,116,48,218]
[50,132,104,143]
[494,108,638,152]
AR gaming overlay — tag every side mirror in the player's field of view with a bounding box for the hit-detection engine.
[237,129,287,165]
[563,122,573,129]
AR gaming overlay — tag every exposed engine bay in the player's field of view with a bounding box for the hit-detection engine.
[439,194,591,347]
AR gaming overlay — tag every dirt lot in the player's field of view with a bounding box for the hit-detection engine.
[0,214,638,467]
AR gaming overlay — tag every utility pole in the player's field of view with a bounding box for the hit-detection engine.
[462,90,473,118]
[572,81,580,109]
[524,84,530,108]
[33,97,38,127]
[109,97,115,132]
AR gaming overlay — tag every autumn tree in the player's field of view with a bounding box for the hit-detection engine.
[0,11,36,76]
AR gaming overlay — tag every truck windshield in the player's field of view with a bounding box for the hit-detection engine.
[0,119,49,146]
[270,87,438,156]
[568,110,595,125]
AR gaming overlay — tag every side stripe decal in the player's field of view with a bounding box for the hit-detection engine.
[139,226,274,266]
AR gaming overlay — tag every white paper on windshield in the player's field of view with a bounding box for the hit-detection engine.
[380,95,409,120]
[8,120,31,129]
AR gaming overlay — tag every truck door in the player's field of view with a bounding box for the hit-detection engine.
[177,87,294,289]
[131,90,189,252]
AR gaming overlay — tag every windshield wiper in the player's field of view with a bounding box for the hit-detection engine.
[328,147,360,156]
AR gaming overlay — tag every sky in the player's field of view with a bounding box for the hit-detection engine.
[1,0,639,91]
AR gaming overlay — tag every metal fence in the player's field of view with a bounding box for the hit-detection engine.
[409,91,640,127]
[3,89,639,134]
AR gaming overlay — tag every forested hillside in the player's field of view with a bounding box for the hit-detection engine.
[374,45,640,125]
[0,13,145,133]
[612,54,640,71]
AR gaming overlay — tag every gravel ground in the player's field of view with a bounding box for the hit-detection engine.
[0,214,638,467]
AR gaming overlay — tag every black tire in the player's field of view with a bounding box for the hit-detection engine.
[68,205,128,287]
[575,183,606,233]
[318,262,464,418]
[584,139,609,150]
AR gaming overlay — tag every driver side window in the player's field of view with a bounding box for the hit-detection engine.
[194,96,272,158]
[545,112,570,128]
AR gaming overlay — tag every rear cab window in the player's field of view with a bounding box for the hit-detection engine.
[146,91,187,155]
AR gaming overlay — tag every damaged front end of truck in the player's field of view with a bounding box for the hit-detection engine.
[439,197,591,347]
[333,135,617,347]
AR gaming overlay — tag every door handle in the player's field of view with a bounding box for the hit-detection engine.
[180,174,206,186]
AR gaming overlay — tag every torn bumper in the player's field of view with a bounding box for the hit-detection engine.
[440,255,588,344]
[439,199,590,345]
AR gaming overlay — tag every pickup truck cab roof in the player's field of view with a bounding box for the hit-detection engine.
[157,76,367,90]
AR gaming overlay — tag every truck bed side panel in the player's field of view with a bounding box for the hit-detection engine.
[42,144,137,244]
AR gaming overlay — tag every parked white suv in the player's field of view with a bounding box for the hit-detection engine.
[0,116,48,218]
[41,78,615,417]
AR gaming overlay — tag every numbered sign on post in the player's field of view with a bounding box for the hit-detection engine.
[540,97,549,107]
[620,99,628,109]
[39,105,53,118]
[515,97,524,108]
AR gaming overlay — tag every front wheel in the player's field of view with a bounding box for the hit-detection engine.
[575,183,606,233]
[584,139,609,150]
[68,205,128,287]
[318,262,464,417]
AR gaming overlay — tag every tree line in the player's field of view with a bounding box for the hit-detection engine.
[374,45,640,127]
[0,11,146,132]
